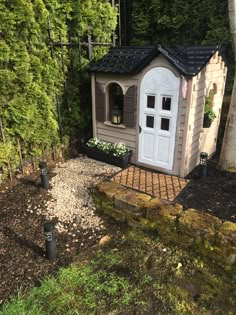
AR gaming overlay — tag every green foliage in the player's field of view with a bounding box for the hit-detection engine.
[71,0,117,43]
[130,0,230,46]
[0,142,19,171]
[130,0,233,92]
[0,0,117,176]
[0,0,66,169]
[1,230,235,314]
[204,95,217,122]
[61,0,117,140]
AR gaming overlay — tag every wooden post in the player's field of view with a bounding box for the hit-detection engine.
[77,32,82,71]
[111,0,116,46]
[30,144,36,171]
[56,94,63,142]
[17,139,25,175]
[118,0,121,46]
[88,35,92,60]
[59,32,70,112]
[51,145,56,161]
[0,117,13,181]
[59,32,66,75]
[47,17,55,58]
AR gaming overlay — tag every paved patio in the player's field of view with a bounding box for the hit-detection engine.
[112,165,190,202]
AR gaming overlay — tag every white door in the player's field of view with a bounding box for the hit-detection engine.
[138,67,180,170]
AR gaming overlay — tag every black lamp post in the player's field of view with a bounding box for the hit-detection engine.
[44,221,57,260]
[111,105,122,125]
[80,135,86,154]
[39,161,49,190]
[200,152,208,177]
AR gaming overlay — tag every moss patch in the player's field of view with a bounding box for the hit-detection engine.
[2,230,236,315]
[94,181,236,268]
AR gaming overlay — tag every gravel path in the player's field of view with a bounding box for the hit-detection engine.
[30,157,120,233]
[0,157,122,304]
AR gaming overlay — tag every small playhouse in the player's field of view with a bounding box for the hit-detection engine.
[89,46,227,177]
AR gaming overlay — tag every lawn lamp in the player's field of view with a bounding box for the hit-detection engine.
[200,152,208,177]
[44,221,57,260]
[80,135,86,154]
[39,161,49,190]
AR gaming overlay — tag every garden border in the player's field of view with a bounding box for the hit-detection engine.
[93,181,236,269]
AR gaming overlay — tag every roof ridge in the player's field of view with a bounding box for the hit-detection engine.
[89,45,225,76]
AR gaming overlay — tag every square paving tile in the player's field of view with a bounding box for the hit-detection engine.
[112,165,190,202]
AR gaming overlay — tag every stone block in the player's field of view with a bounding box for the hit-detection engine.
[114,189,151,217]
[153,204,183,241]
[97,181,127,202]
[92,191,114,214]
[145,198,168,219]
[178,209,222,239]
[127,217,142,228]
[146,202,183,221]
[215,221,236,265]
[103,207,127,223]
[95,180,236,267]
[218,221,236,246]
[139,218,159,231]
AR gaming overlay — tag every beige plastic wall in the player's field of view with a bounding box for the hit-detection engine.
[91,73,140,160]
[182,52,227,176]
[91,52,226,177]
[91,56,187,173]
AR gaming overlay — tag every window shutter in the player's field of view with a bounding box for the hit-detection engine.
[123,86,137,128]
[95,82,105,122]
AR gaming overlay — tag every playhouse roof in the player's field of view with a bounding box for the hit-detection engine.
[89,45,224,76]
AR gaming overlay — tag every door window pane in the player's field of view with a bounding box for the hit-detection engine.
[146,116,154,128]
[161,118,170,131]
[147,95,155,109]
[162,97,171,111]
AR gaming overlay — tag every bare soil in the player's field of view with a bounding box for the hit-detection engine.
[0,168,123,306]
[176,160,236,223]
[0,159,235,306]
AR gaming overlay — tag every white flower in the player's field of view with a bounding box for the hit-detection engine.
[86,138,129,157]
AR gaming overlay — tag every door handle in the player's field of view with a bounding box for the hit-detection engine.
[139,125,142,133]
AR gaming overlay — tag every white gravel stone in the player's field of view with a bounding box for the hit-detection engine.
[41,157,120,233]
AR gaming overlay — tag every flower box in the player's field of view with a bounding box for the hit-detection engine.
[84,146,132,168]
[203,113,212,128]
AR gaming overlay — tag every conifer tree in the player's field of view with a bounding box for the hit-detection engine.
[130,0,229,45]
[0,0,117,175]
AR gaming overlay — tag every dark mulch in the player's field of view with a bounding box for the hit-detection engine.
[176,160,236,223]
[0,171,122,306]
[0,159,235,306]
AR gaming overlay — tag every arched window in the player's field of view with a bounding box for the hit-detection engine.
[108,83,124,125]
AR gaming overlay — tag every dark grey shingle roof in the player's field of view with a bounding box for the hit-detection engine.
[89,46,158,75]
[89,45,223,76]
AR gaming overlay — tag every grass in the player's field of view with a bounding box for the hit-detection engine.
[1,230,236,315]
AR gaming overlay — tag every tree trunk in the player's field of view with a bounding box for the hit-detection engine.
[219,0,236,169]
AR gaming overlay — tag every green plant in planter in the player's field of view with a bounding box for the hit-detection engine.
[111,142,129,157]
[204,96,217,122]
[86,138,129,157]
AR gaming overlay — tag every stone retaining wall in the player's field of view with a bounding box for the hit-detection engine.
[93,181,236,269]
